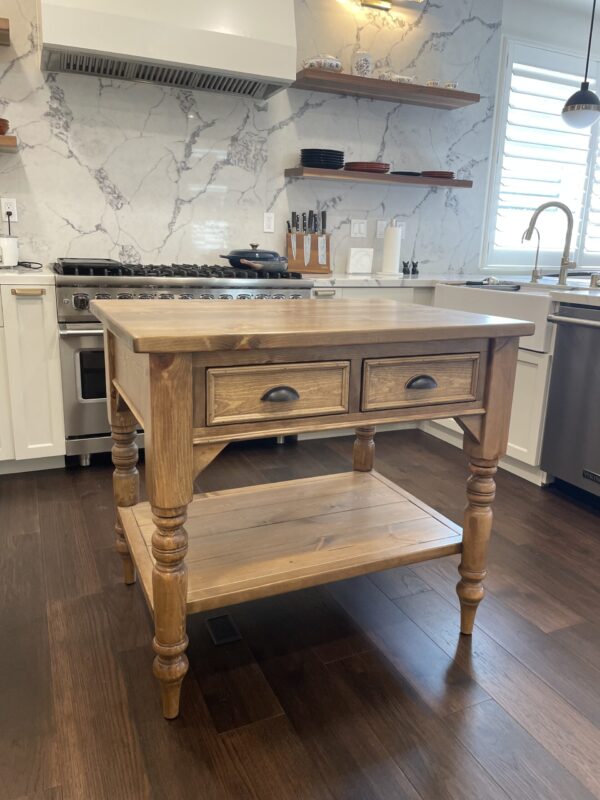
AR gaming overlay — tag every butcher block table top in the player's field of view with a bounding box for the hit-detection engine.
[91,298,534,352]
[93,298,534,719]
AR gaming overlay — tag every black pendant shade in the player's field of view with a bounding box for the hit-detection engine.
[563,0,600,129]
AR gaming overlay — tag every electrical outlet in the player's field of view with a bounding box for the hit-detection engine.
[376,220,388,238]
[1,198,18,223]
[263,212,275,233]
[350,219,367,238]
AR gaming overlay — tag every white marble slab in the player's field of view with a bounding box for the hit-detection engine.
[0,0,502,274]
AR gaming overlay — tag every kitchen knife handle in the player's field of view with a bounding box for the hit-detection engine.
[261,385,300,403]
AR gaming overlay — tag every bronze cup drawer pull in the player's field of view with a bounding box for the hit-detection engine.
[405,374,438,390]
[261,385,300,403]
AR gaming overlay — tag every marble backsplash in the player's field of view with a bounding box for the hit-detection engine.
[0,0,502,274]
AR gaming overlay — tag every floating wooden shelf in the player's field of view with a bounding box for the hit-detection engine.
[119,470,462,615]
[285,166,473,189]
[293,68,481,110]
[0,135,17,153]
[0,18,9,47]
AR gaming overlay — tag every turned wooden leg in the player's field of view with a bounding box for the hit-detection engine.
[456,457,497,635]
[151,505,189,719]
[111,419,139,585]
[353,426,376,472]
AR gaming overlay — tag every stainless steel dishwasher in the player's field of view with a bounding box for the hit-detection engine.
[542,303,600,496]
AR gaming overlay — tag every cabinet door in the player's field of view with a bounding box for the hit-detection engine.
[505,350,551,465]
[340,288,415,302]
[1,285,65,459]
[0,328,15,461]
[431,350,552,466]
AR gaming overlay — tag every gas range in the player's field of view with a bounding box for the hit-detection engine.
[54,258,314,323]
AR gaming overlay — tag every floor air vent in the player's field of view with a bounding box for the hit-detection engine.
[42,49,283,99]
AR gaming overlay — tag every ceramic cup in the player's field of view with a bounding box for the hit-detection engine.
[352,50,374,78]
[0,236,19,268]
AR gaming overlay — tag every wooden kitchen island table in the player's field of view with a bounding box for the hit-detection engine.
[92,298,534,719]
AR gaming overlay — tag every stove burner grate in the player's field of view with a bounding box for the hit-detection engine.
[54,258,304,280]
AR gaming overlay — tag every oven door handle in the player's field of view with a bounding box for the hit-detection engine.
[547,314,600,330]
[59,328,104,337]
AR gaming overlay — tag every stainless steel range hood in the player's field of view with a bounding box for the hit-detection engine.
[38,0,297,99]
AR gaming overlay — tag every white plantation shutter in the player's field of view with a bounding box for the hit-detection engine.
[487,43,600,270]
[583,137,600,261]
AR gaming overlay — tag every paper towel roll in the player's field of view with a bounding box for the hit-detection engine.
[381,222,402,274]
[0,236,18,268]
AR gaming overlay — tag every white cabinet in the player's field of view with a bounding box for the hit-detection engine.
[1,285,65,460]
[427,349,552,470]
[312,286,434,304]
[0,328,15,461]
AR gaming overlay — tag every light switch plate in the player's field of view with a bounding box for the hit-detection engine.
[263,212,275,233]
[376,220,388,238]
[350,218,367,238]
[1,198,18,223]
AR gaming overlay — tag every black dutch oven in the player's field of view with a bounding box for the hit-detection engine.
[220,243,288,273]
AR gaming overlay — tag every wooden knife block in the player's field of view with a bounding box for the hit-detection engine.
[286,233,331,274]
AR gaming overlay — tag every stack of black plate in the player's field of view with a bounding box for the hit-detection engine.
[301,148,344,170]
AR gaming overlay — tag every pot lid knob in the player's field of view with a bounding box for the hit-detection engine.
[250,242,259,250]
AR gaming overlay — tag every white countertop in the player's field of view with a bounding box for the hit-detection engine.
[0,266,55,285]
[550,289,600,307]
[312,272,485,288]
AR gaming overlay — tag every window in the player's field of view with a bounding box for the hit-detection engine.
[485,42,600,270]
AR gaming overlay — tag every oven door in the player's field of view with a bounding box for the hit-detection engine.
[58,324,109,439]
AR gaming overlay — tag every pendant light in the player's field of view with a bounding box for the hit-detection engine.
[563,0,600,129]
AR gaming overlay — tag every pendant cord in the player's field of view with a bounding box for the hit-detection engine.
[585,0,597,83]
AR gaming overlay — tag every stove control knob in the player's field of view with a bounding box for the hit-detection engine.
[138,293,155,300]
[290,294,304,299]
[272,294,286,300]
[254,293,267,299]
[199,293,215,300]
[73,293,90,310]
[95,292,111,300]
[158,293,174,300]
[117,292,134,300]
[218,294,233,300]
[237,294,251,300]
[179,293,194,300]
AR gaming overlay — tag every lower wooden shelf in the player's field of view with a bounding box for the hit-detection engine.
[119,470,462,615]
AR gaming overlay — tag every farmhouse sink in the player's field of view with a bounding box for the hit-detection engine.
[434,284,555,353]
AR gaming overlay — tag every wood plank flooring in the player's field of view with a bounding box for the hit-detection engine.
[2,429,600,800]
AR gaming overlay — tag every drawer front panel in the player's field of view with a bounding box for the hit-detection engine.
[362,353,480,411]
[207,361,350,425]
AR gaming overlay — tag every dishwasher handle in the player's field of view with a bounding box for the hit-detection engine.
[547,314,600,330]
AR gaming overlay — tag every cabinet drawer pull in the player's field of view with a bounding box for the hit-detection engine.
[313,289,337,298]
[11,287,46,296]
[405,374,438,390]
[261,385,300,403]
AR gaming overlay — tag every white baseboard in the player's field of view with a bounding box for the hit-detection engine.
[0,455,65,475]
[420,421,551,487]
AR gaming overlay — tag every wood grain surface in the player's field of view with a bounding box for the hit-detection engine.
[90,299,535,353]
[119,470,462,614]
[4,431,600,799]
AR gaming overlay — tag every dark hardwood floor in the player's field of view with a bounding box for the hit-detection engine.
[3,429,600,800]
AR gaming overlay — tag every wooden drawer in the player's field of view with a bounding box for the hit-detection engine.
[362,353,480,411]
[207,361,350,425]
